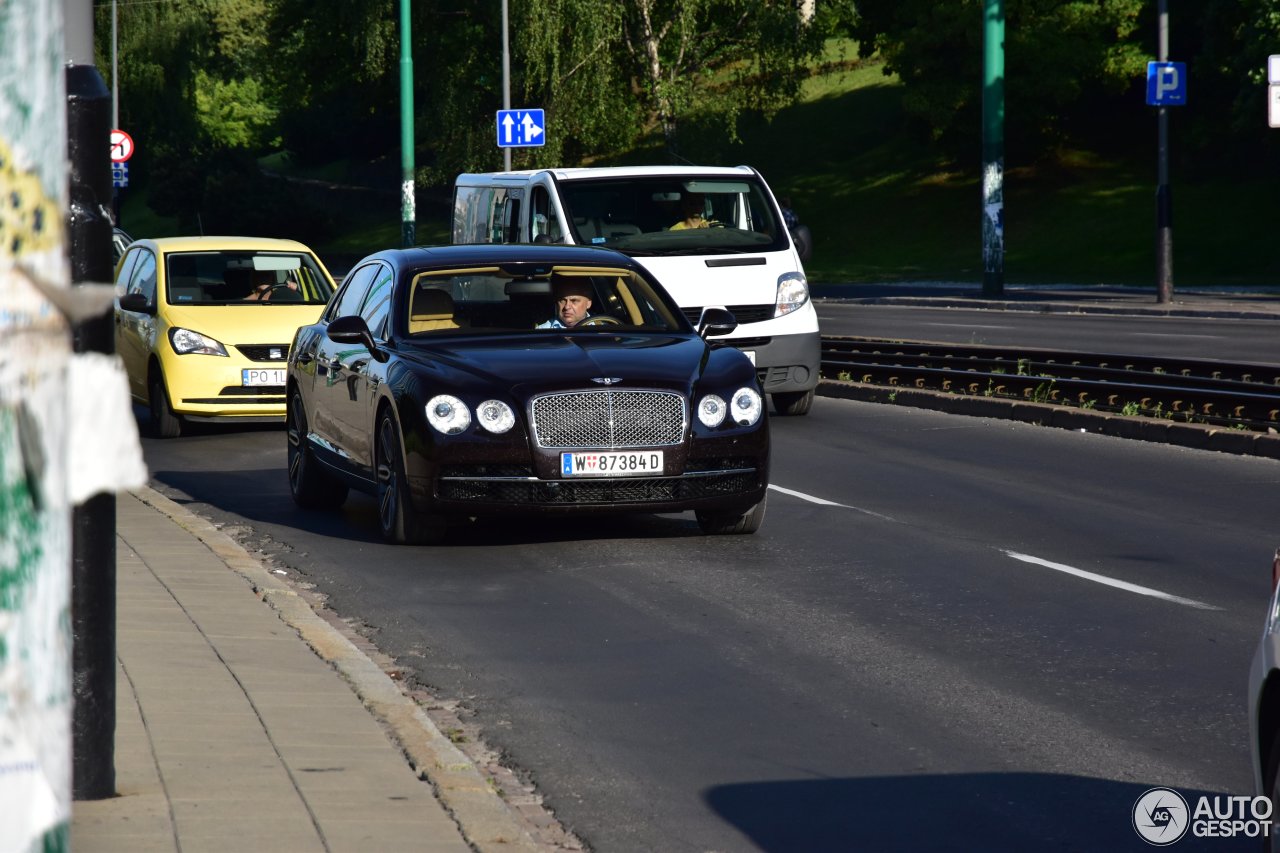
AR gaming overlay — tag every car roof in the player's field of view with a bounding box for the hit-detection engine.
[137,236,320,253]
[456,165,758,183]
[364,243,645,270]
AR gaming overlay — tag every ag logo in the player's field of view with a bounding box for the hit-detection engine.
[1133,787,1190,845]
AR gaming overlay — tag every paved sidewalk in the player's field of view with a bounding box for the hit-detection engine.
[72,488,537,853]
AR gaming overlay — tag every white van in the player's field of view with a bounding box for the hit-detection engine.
[452,165,820,415]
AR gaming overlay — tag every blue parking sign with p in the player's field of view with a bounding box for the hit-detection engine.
[1146,62,1187,106]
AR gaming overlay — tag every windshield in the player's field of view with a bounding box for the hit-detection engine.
[164,251,334,305]
[403,264,687,336]
[557,176,788,255]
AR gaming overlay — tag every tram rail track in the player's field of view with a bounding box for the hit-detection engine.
[819,337,1280,433]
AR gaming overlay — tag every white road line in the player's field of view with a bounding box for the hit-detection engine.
[768,484,897,522]
[1003,550,1222,611]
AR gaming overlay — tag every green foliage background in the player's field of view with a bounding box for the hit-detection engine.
[98,0,1280,285]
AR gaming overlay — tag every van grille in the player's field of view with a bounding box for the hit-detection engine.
[681,305,774,325]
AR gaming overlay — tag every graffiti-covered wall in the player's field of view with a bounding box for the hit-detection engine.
[0,2,73,851]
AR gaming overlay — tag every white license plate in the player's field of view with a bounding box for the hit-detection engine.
[742,350,756,365]
[242,368,286,386]
[561,450,664,477]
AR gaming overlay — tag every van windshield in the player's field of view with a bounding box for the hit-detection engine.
[557,176,789,255]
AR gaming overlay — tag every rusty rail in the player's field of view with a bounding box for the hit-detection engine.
[820,337,1280,432]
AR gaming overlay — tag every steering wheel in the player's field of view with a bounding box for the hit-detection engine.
[265,283,301,301]
[579,315,621,327]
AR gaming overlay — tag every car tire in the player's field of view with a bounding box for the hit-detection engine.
[696,492,767,535]
[148,369,183,439]
[1266,733,1280,853]
[287,391,348,510]
[376,410,445,545]
[772,389,814,416]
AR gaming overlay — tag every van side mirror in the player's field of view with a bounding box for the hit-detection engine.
[698,306,737,339]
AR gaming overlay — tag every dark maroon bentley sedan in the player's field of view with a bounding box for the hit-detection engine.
[286,243,769,544]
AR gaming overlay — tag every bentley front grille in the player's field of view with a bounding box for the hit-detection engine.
[530,389,686,449]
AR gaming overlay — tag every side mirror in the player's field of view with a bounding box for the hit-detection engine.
[697,306,738,339]
[118,292,155,315]
[327,315,388,362]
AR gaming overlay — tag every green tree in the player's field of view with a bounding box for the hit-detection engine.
[517,0,854,161]
[850,0,1147,155]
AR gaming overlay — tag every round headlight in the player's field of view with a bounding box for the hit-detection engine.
[731,387,763,426]
[426,395,471,435]
[476,399,515,434]
[697,394,727,428]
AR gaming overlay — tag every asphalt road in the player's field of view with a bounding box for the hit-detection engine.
[816,302,1280,365]
[141,357,1277,851]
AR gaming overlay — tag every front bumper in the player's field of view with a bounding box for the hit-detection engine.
[718,331,820,394]
[409,431,769,516]
[161,350,288,419]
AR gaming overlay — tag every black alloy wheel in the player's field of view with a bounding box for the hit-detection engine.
[695,492,767,535]
[376,410,444,545]
[287,391,347,509]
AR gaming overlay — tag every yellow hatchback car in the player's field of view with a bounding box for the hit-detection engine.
[114,236,337,437]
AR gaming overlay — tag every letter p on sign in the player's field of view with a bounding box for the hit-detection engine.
[1146,62,1187,106]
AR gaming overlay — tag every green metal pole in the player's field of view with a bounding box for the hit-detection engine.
[1155,0,1173,303]
[982,0,1005,296]
[399,0,415,248]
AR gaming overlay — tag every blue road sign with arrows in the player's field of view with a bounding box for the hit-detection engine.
[496,109,546,148]
[1146,62,1187,106]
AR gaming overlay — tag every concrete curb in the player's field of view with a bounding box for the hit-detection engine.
[130,485,543,853]
[817,380,1280,460]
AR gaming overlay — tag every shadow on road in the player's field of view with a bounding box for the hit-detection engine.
[704,773,1255,852]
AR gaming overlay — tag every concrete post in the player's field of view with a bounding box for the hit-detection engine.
[0,2,74,851]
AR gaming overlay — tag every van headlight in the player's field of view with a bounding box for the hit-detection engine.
[169,327,228,356]
[426,395,471,435]
[775,272,809,318]
[476,400,515,434]
[731,387,763,426]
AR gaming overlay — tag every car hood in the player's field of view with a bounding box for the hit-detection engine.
[399,333,713,393]
[162,304,325,345]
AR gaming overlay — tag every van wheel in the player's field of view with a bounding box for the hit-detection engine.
[772,389,814,416]
[696,493,767,535]
[287,391,348,509]
[148,370,183,438]
[375,410,445,545]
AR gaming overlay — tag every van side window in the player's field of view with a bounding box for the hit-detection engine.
[502,195,521,244]
[531,186,561,243]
